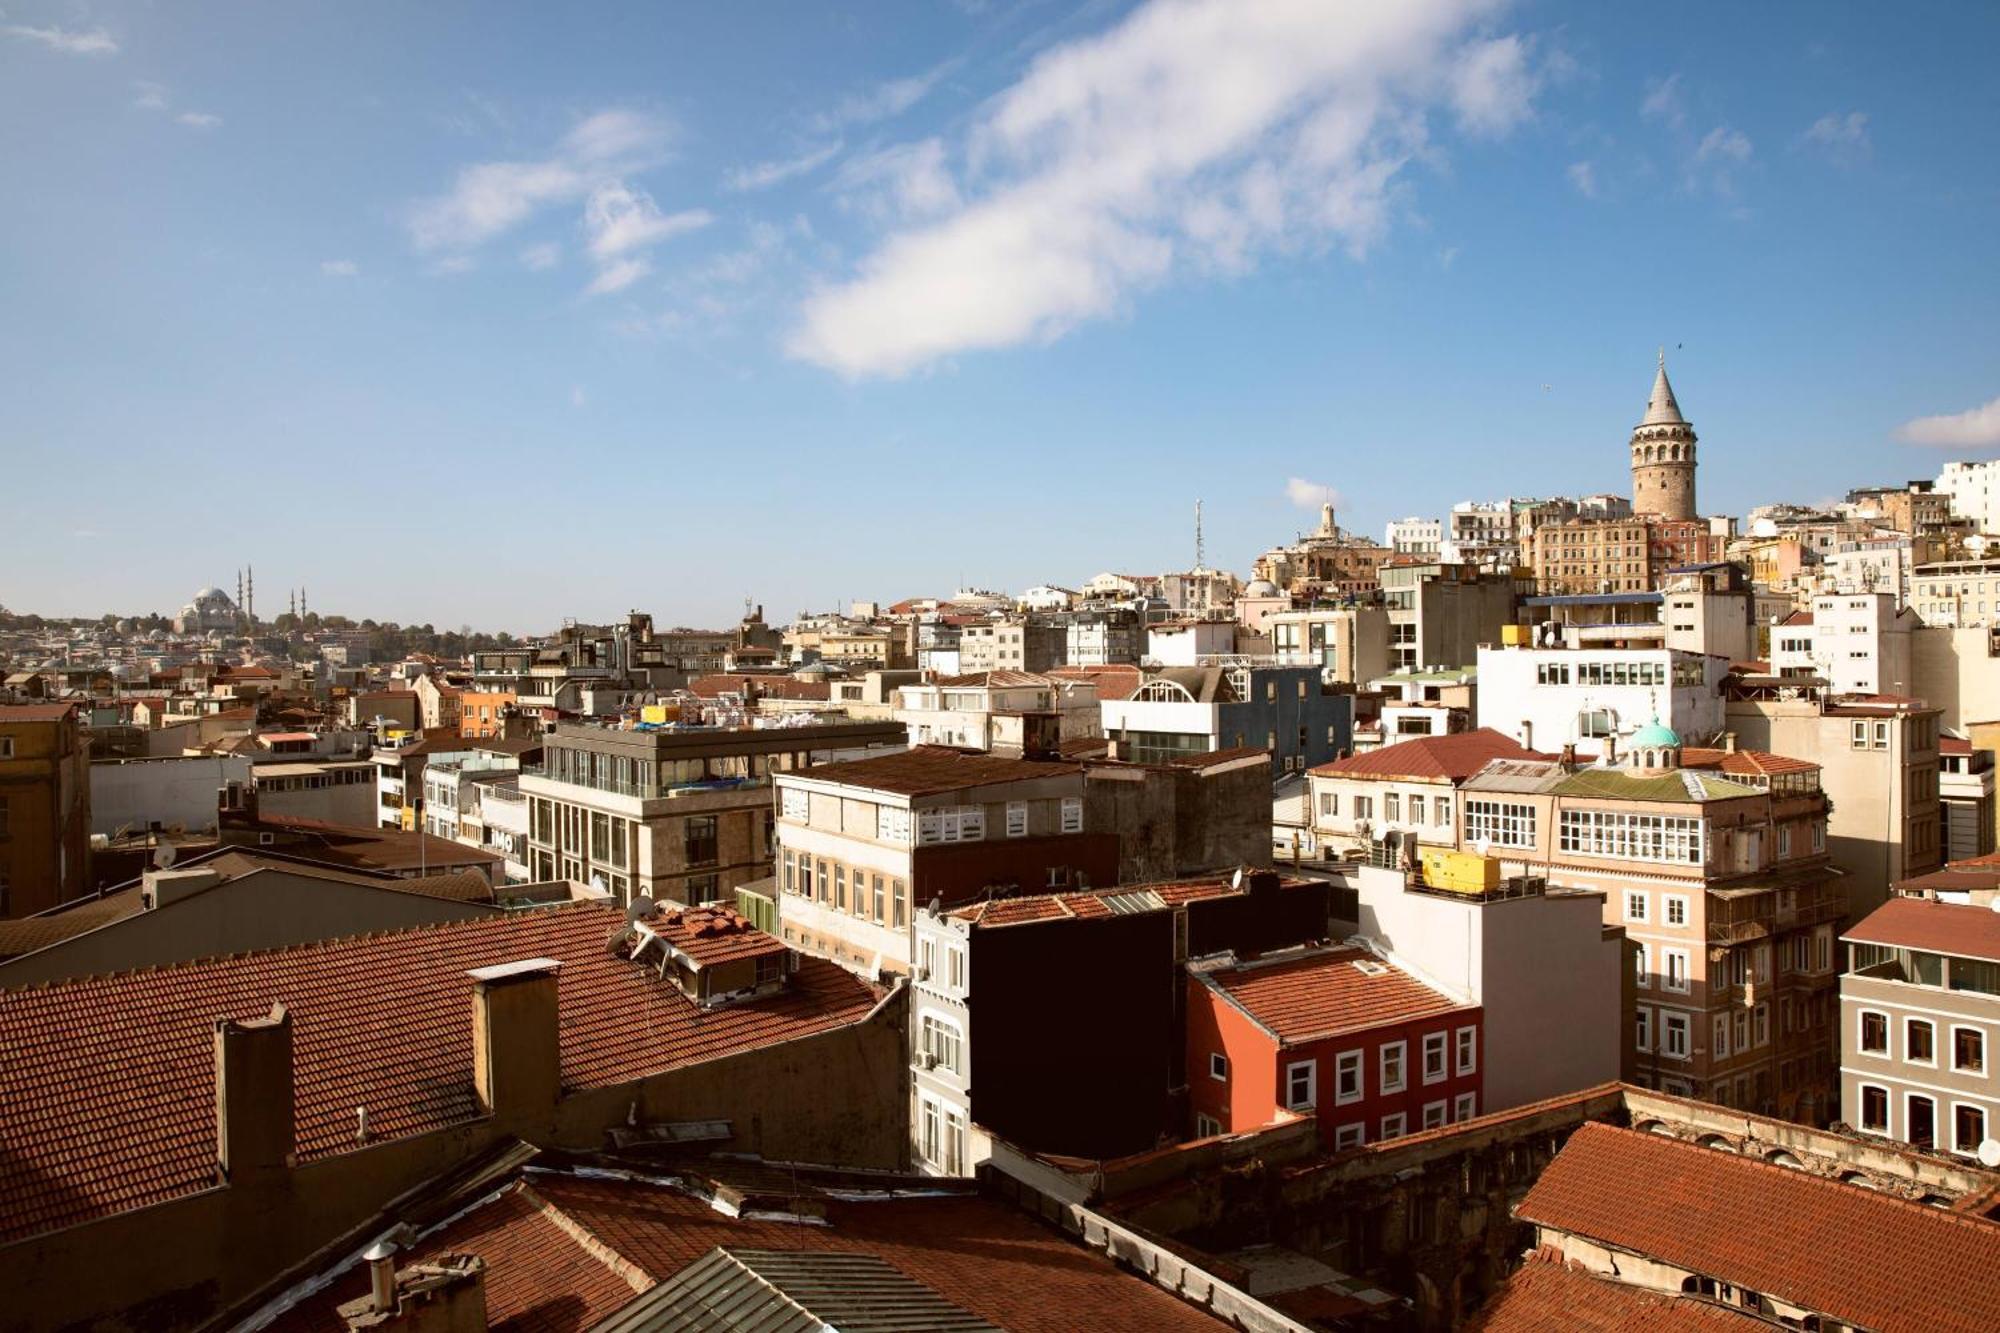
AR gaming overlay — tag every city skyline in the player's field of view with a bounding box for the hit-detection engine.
[5,0,1998,628]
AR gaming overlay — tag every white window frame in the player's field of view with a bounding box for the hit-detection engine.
[1455,1025,1477,1076]
[1951,1024,1987,1076]
[1454,1091,1476,1122]
[1662,947,1691,994]
[1209,1051,1229,1082]
[1907,1017,1938,1068]
[1907,1090,1939,1148]
[1421,1032,1448,1085]
[1285,1059,1318,1111]
[1634,941,1650,989]
[1857,1007,1891,1057]
[1380,1040,1407,1095]
[1952,1100,1989,1156]
[1664,894,1689,928]
[1333,1123,1365,1150]
[1635,1005,1652,1053]
[1195,1112,1222,1139]
[1379,1112,1407,1142]
[1624,891,1649,924]
[1712,1013,1730,1060]
[1422,1100,1448,1130]
[1334,1050,1363,1105]
[1661,1012,1691,1061]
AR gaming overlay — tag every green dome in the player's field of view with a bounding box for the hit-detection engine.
[1632,716,1680,749]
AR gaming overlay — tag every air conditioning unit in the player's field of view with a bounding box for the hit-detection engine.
[918,1053,938,1070]
[914,966,929,982]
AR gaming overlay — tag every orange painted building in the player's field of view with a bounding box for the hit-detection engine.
[458,689,516,737]
[1188,945,1483,1149]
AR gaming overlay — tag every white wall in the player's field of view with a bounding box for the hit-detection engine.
[91,755,252,837]
[1476,646,1728,755]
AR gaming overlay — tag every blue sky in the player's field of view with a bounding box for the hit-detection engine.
[3,1,1998,632]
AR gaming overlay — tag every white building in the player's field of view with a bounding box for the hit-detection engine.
[1145,620,1237,665]
[1475,642,1729,757]
[1017,585,1077,612]
[1912,556,2000,629]
[1385,517,1443,557]
[1936,459,2000,536]
[894,671,1100,754]
[1799,592,1917,696]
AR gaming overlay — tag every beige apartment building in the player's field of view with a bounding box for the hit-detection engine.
[1841,892,2000,1158]
[1266,606,1391,684]
[1456,723,1842,1122]
[1532,517,1655,594]
[1725,691,1942,913]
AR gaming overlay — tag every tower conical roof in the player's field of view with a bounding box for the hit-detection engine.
[1641,349,1687,426]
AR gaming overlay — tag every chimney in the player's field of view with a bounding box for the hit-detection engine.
[1520,720,1533,752]
[468,959,561,1122]
[215,1002,294,1181]
[1603,733,1618,765]
[1560,743,1578,772]
[1723,731,1737,753]
[143,866,223,910]
[339,1251,488,1333]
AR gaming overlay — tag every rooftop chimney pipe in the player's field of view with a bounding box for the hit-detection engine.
[364,1240,399,1316]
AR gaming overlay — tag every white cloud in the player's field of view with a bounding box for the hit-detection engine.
[1696,125,1751,164]
[1566,159,1597,197]
[320,259,359,277]
[1896,395,2000,449]
[132,81,168,111]
[788,0,1541,379]
[832,138,962,223]
[408,110,672,252]
[570,385,587,408]
[1437,245,1459,268]
[177,111,222,129]
[519,242,561,270]
[1803,110,1869,164]
[585,256,651,296]
[1286,478,1344,510]
[579,181,710,297]
[430,255,476,275]
[3,23,116,55]
[724,140,842,192]
[1640,72,1684,128]
[815,60,958,131]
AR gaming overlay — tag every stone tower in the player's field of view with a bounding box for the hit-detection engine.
[1630,349,1697,520]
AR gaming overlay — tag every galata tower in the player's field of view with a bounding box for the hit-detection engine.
[1630,349,1697,521]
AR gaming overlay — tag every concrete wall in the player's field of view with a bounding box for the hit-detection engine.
[91,755,252,837]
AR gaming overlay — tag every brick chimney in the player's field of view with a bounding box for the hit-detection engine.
[468,959,561,1122]
[215,1002,294,1181]
[338,1250,487,1333]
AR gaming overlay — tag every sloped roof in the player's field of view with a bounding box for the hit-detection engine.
[1310,728,1544,783]
[635,905,787,968]
[1200,946,1469,1045]
[1678,747,1821,779]
[1845,895,2000,964]
[793,745,1080,797]
[0,903,878,1246]
[1516,1123,2000,1333]
[1467,1249,1771,1332]
[1548,768,1762,803]
[1640,354,1688,427]
[949,874,1311,928]
[1046,665,1144,702]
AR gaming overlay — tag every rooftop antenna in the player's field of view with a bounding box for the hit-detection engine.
[1195,499,1205,572]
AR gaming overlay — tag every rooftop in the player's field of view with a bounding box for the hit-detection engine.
[791,745,1080,797]
[1845,894,2000,964]
[230,813,504,873]
[1467,1249,1769,1332]
[947,873,1309,928]
[1310,728,1545,783]
[1199,945,1468,1046]
[1516,1122,2000,1333]
[0,902,878,1247]
[633,904,788,968]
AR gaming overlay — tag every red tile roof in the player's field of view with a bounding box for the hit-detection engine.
[233,814,504,873]
[1201,946,1469,1045]
[1678,746,1821,778]
[1515,1123,2000,1333]
[0,703,79,723]
[1468,1249,1770,1332]
[0,903,878,1247]
[793,745,1080,797]
[1845,895,2000,964]
[634,905,787,968]
[1942,736,1974,756]
[1309,728,1546,783]
[1046,665,1145,702]
[687,673,831,702]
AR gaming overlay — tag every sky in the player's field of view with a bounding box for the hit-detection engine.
[3,0,1998,633]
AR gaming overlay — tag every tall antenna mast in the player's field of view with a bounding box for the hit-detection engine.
[1194,499,1205,571]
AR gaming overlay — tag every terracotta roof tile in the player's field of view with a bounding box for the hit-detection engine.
[1679,746,1820,777]
[1516,1123,2000,1333]
[633,906,788,968]
[0,703,79,722]
[0,904,878,1247]
[1203,946,1470,1045]
[793,745,1080,797]
[1845,895,2000,964]
[1309,729,1546,782]
[1468,1249,1771,1331]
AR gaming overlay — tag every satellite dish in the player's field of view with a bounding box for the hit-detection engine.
[624,894,656,924]
[153,844,177,869]
[1474,837,1492,858]
[1988,897,2000,914]
[1979,1139,2000,1169]
[1230,867,1245,891]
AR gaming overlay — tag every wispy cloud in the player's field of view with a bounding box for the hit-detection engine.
[1688,123,1752,196]
[813,60,959,132]
[176,110,222,129]
[579,181,710,297]
[788,0,1545,378]
[320,259,359,277]
[408,110,674,253]
[1566,159,1598,198]
[1286,478,1344,510]
[570,385,587,408]
[132,80,168,110]
[831,139,962,223]
[724,140,842,192]
[3,22,117,56]
[519,242,561,271]
[1896,395,2000,449]
[1640,73,1685,128]
[1802,110,1870,165]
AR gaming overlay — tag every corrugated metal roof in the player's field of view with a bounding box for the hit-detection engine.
[595,1246,1000,1332]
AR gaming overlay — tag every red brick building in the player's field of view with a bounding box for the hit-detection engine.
[1188,945,1483,1146]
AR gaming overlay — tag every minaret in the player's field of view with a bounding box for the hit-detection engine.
[246,564,254,625]
[1630,349,1698,521]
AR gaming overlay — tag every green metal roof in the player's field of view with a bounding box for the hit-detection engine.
[1551,768,1760,803]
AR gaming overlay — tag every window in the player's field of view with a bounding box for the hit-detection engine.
[1634,941,1651,989]
[1858,1009,1890,1055]
[1384,792,1401,822]
[1436,798,1451,827]
[1422,1032,1448,1084]
[1955,1104,1988,1155]
[1664,895,1688,928]
[1712,1014,1730,1060]
[1005,801,1027,837]
[1354,795,1373,820]
[1333,1123,1365,1150]
[1334,1051,1362,1104]
[1734,1010,1749,1054]
[1874,721,1890,749]
[684,815,717,867]
[1464,799,1536,848]
[1635,1006,1652,1052]
[1908,1018,1936,1065]
[1859,1084,1889,1133]
[1060,797,1083,833]
[1455,1026,1477,1075]
[1209,1052,1229,1082]
[1663,948,1690,993]
[1421,1100,1448,1130]
[1408,795,1425,825]
[873,874,886,923]
[1753,1003,1769,1048]
[919,1013,963,1074]
[1195,1112,1222,1139]
[1624,891,1649,923]
[1285,1060,1317,1110]
[1909,1093,1937,1150]
[1379,1112,1407,1141]
[1777,826,1792,858]
[946,944,965,990]
[920,1097,940,1166]
[1661,1012,1690,1059]
[1454,1092,1476,1122]
[1954,1026,1986,1074]
[1319,791,1338,817]
[1559,809,1704,864]
[893,879,907,928]
[814,859,828,902]
[834,864,847,910]
[1381,1041,1406,1094]
[0,738,12,759]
